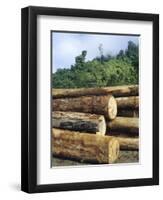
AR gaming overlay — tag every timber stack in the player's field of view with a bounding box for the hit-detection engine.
[52,85,139,164]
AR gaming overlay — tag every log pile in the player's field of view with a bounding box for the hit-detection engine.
[52,85,139,164]
[107,88,139,151]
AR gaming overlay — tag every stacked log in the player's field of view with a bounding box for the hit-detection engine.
[117,109,138,117]
[106,117,139,151]
[116,96,139,109]
[52,85,139,164]
[52,128,120,164]
[116,96,139,117]
[53,95,117,120]
[107,117,139,135]
[52,85,138,98]
[113,136,139,151]
[52,111,106,135]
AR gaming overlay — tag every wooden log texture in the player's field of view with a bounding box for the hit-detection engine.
[107,134,139,150]
[53,95,117,120]
[52,128,120,164]
[52,111,106,135]
[117,109,139,117]
[116,96,139,110]
[107,117,139,135]
[52,85,138,98]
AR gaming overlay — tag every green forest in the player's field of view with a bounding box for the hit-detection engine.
[52,41,139,88]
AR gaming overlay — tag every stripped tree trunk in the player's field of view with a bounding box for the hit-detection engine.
[52,128,120,164]
[52,111,106,135]
[117,109,139,117]
[116,96,139,109]
[52,85,138,98]
[53,95,117,120]
[107,134,139,150]
[107,117,139,135]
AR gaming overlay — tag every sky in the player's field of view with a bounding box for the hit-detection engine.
[52,32,139,73]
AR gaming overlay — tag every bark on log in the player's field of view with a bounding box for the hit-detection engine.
[52,111,106,135]
[117,109,139,117]
[117,137,139,150]
[107,117,139,135]
[52,85,138,98]
[116,96,139,109]
[107,134,139,150]
[52,128,120,164]
[53,95,117,120]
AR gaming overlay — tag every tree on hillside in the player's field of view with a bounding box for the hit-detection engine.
[75,50,87,66]
[117,50,125,59]
[52,40,139,88]
[98,44,104,64]
[125,41,139,71]
[116,41,139,73]
[70,50,87,71]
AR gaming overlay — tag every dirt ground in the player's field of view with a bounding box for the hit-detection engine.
[52,150,139,167]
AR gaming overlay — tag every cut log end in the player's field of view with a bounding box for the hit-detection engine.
[107,95,117,120]
[98,115,106,135]
[108,138,120,163]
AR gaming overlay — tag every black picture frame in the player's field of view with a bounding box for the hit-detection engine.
[21,6,159,193]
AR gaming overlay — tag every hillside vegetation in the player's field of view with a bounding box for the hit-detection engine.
[52,41,139,88]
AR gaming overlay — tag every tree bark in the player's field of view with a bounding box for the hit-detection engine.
[52,85,138,98]
[107,117,139,135]
[116,96,139,109]
[117,109,139,117]
[53,95,117,120]
[52,128,120,164]
[52,111,106,135]
[107,134,139,150]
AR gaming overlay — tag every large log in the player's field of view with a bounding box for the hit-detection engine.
[53,95,117,120]
[52,111,106,135]
[117,109,139,117]
[107,117,139,135]
[116,96,139,109]
[52,85,138,98]
[52,128,120,164]
[107,134,139,150]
